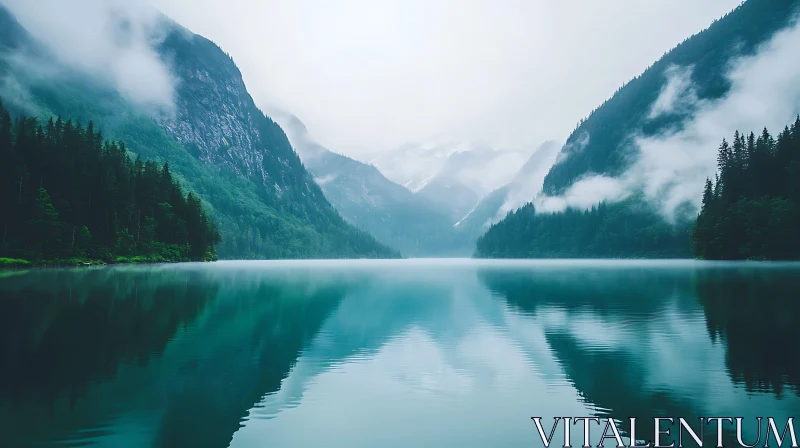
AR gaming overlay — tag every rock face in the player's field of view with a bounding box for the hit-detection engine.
[156,28,315,201]
[0,6,398,259]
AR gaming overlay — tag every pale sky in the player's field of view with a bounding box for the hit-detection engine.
[150,0,742,160]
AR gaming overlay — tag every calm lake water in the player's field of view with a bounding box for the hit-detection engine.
[0,260,798,448]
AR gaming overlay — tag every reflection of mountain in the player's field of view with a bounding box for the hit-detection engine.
[696,268,800,397]
[0,266,349,448]
[478,264,800,445]
[0,267,218,407]
[151,270,350,448]
[479,264,695,317]
[4,263,800,447]
[247,269,505,419]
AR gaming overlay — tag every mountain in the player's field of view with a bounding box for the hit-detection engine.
[372,142,532,222]
[278,114,472,256]
[543,0,800,195]
[0,4,398,259]
[370,142,458,193]
[454,140,562,236]
[476,0,800,259]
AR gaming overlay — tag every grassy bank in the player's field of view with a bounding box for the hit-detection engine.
[0,254,218,269]
[0,258,33,268]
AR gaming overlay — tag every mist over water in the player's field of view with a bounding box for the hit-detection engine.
[1,260,798,447]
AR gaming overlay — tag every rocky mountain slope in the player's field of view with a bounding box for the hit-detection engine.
[279,114,473,256]
[0,4,398,259]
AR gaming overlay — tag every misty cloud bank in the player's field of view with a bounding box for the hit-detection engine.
[496,140,563,222]
[535,17,800,222]
[1,0,176,111]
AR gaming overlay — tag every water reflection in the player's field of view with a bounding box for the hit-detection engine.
[695,267,800,396]
[0,264,352,447]
[0,261,798,447]
[479,263,800,446]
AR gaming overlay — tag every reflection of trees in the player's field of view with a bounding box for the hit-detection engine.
[545,333,734,446]
[696,268,800,397]
[151,272,351,448]
[479,266,696,317]
[0,266,349,448]
[0,267,218,407]
[478,266,736,446]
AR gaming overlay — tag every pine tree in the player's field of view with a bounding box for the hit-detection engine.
[0,110,220,264]
[692,121,800,261]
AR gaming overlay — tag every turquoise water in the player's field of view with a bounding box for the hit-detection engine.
[0,260,798,447]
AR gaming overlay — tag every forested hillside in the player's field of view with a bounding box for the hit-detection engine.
[543,0,800,195]
[477,0,800,259]
[693,118,800,260]
[474,200,690,259]
[0,101,220,265]
[0,5,399,260]
[476,117,800,260]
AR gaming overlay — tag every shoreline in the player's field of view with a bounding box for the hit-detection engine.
[0,256,214,269]
[5,257,800,271]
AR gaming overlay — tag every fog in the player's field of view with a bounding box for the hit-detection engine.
[1,0,176,112]
[5,0,792,223]
[150,0,741,159]
[535,18,800,221]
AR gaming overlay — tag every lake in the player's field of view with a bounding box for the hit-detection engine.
[0,260,798,448]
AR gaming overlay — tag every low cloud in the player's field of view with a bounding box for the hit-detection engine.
[553,131,589,165]
[1,0,176,112]
[535,17,800,222]
[647,64,697,119]
[535,174,630,214]
[497,140,563,220]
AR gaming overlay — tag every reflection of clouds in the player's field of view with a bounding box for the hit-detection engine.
[232,279,594,448]
[233,262,800,447]
[363,327,475,395]
[528,292,800,429]
[248,274,534,420]
[454,325,530,387]
[537,306,631,349]
[500,308,573,388]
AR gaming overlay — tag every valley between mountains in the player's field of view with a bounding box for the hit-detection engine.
[1,0,800,262]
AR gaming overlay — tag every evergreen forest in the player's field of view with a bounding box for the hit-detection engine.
[473,199,691,259]
[692,117,800,260]
[0,100,221,266]
[474,116,800,261]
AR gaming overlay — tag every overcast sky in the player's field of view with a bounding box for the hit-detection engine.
[151,0,741,160]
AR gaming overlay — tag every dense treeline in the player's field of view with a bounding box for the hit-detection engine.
[693,118,800,260]
[474,198,691,259]
[0,100,221,264]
